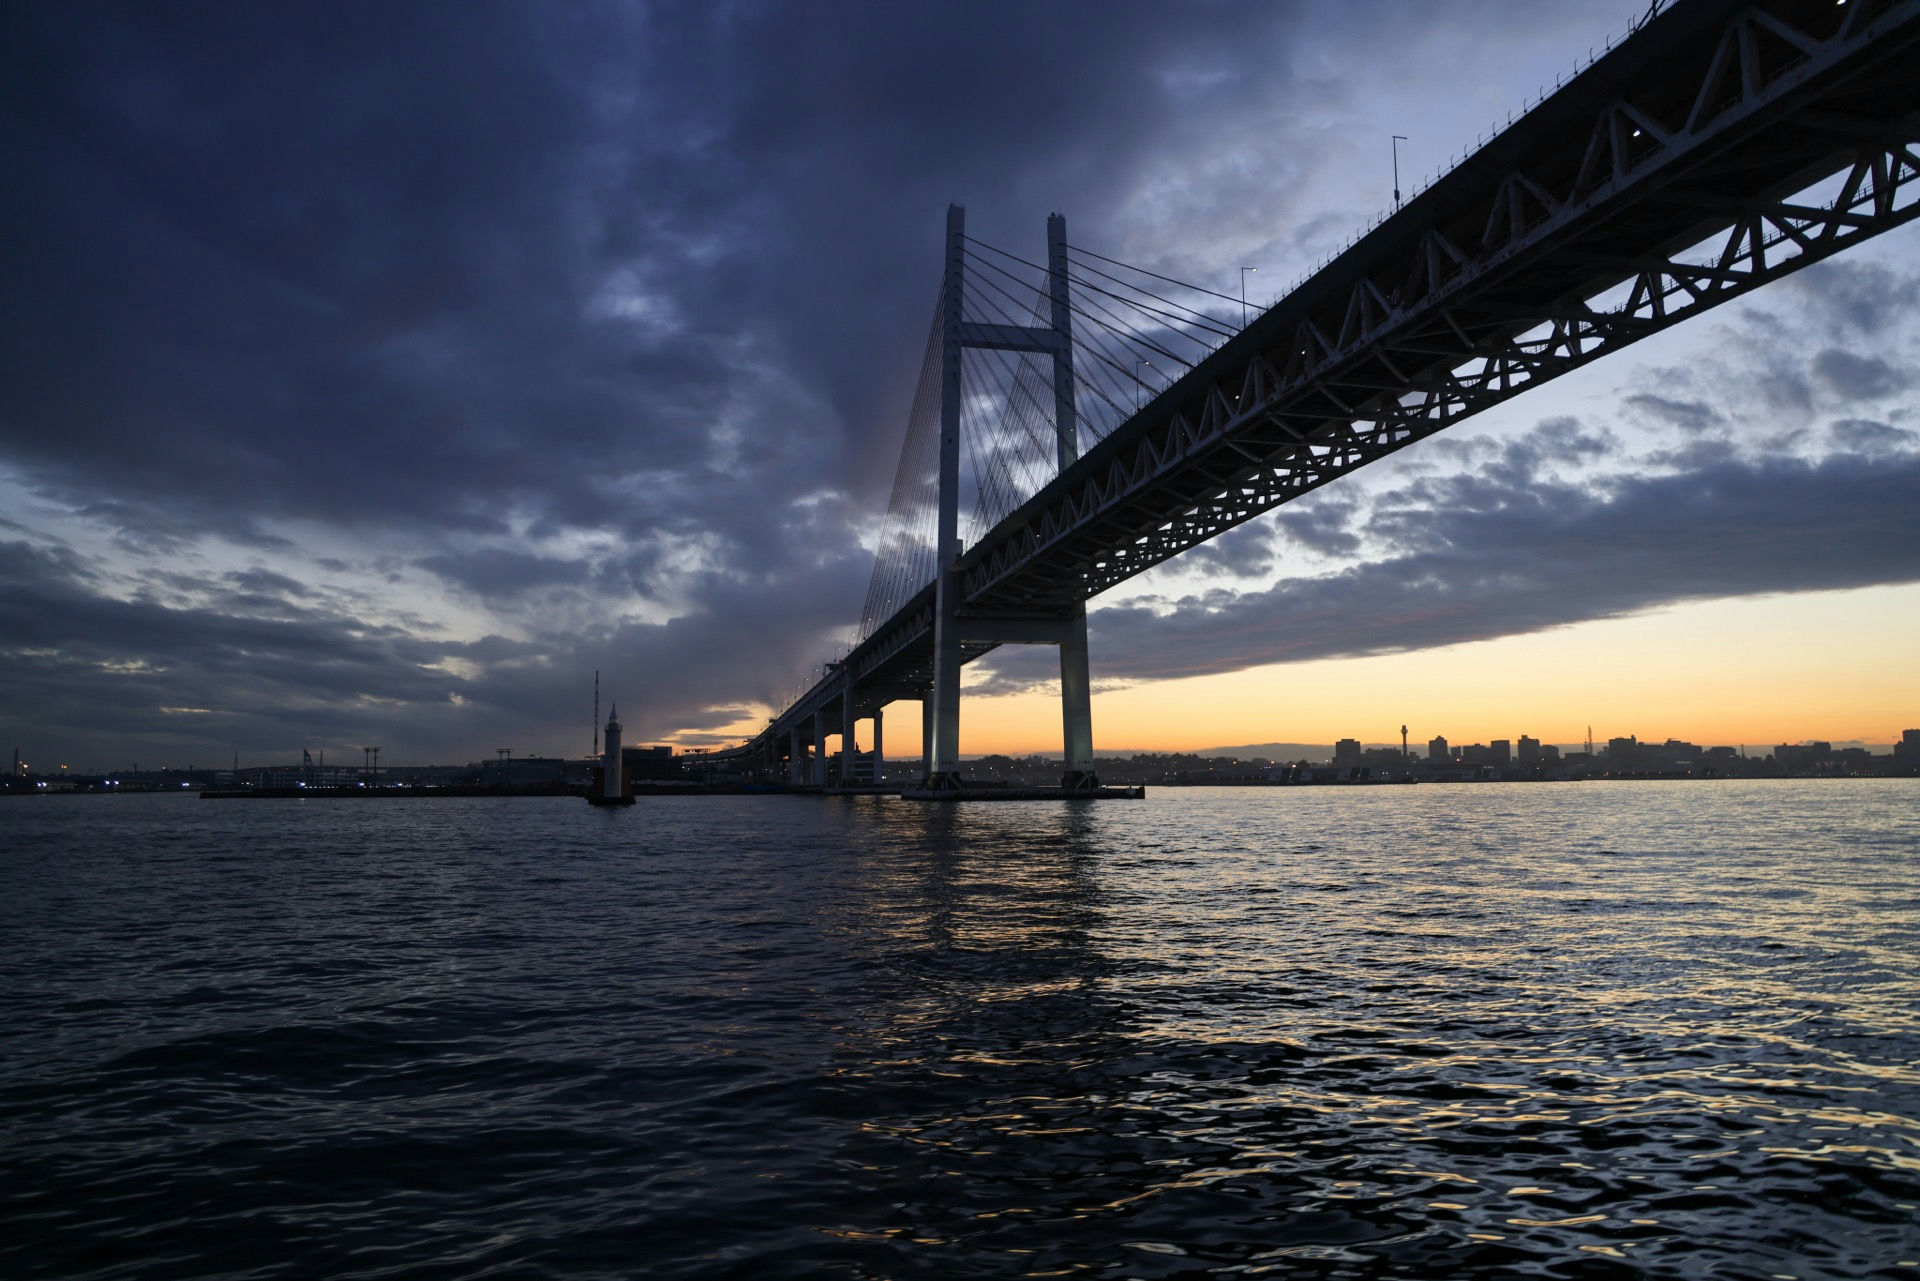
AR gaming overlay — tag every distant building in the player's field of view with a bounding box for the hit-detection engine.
[1777,741,1828,770]
[1333,738,1362,766]
[1517,735,1540,766]
[623,745,680,780]
[1659,739,1701,769]
[480,756,571,787]
[1608,736,1640,771]
[1774,741,1832,772]
[1894,730,1920,767]
[1459,743,1491,766]
[1490,739,1512,767]
[1540,744,1561,765]
[1834,747,1873,772]
[829,751,878,786]
[1427,735,1449,763]
[1362,746,1408,769]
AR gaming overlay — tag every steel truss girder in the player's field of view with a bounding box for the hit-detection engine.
[953,0,1920,609]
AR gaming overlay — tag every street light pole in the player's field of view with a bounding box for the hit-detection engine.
[1136,358,1150,412]
[1240,266,1257,327]
[1391,135,1408,208]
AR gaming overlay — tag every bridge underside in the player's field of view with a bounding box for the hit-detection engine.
[735,0,1920,778]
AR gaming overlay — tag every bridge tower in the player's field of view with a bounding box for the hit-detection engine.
[924,205,1098,792]
[925,206,966,788]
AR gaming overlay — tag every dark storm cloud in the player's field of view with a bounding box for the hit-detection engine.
[415,550,595,601]
[1272,490,1366,558]
[0,538,459,749]
[1182,521,1280,578]
[3,1,1912,760]
[223,568,313,600]
[1778,258,1920,335]
[1811,349,1912,401]
[2,0,1627,545]
[1830,419,1917,454]
[0,532,873,761]
[1626,394,1722,432]
[1,0,1340,552]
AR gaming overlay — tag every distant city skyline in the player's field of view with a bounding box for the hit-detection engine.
[863,583,1918,760]
[12,732,1916,781]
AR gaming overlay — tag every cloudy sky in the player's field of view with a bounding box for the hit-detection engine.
[3,0,1916,770]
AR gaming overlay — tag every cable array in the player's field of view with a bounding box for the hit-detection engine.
[960,237,1244,533]
[855,238,1247,646]
[856,294,945,644]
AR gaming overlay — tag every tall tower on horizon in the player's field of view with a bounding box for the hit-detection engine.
[603,704,623,802]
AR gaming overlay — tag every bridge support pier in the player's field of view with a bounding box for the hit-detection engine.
[840,675,856,787]
[1060,607,1096,791]
[921,696,934,780]
[812,709,827,787]
[927,574,963,789]
[872,709,883,784]
[787,726,804,786]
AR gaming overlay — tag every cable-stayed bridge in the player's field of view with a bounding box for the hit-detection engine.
[722,0,1920,794]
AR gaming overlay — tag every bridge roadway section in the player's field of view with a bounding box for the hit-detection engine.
[737,0,1920,784]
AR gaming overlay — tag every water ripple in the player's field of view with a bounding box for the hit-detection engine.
[2,781,1916,1278]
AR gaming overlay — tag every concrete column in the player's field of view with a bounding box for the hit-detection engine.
[1060,609,1096,789]
[785,726,801,785]
[812,709,827,787]
[921,696,935,778]
[872,709,884,783]
[927,204,965,787]
[839,677,856,787]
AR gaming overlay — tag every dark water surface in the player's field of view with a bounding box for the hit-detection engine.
[3,782,1916,1279]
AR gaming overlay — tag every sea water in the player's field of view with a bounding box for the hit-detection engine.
[2,781,1915,1278]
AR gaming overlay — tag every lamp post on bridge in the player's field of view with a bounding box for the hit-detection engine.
[1240,266,1256,328]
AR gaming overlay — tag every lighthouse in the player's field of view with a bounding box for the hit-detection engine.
[590,703,635,805]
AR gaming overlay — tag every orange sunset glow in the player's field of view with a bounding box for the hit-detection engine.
[706,582,1918,756]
